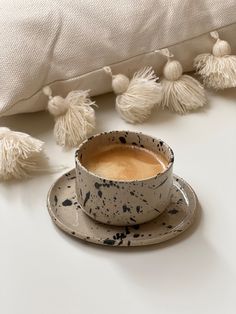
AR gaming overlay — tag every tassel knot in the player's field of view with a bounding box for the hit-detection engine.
[48,96,68,116]
[212,39,231,57]
[163,60,183,81]
[111,74,130,94]
[103,67,130,94]
[43,87,96,148]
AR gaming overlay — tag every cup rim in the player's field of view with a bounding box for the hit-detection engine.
[75,130,174,183]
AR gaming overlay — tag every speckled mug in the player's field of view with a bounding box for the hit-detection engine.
[75,131,174,226]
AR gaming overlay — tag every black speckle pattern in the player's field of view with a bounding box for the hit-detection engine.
[177,198,184,205]
[125,226,130,234]
[119,136,126,144]
[54,195,58,205]
[62,199,72,206]
[137,134,141,144]
[123,205,131,213]
[103,239,116,245]
[168,208,179,214]
[83,191,90,207]
[95,182,101,189]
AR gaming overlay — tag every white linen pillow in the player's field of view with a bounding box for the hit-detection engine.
[0,0,236,117]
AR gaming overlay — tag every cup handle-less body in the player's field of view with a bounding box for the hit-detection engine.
[75,131,174,226]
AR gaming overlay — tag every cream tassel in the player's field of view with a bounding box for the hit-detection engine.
[194,31,236,89]
[43,87,96,148]
[158,49,207,114]
[0,127,46,180]
[103,66,162,123]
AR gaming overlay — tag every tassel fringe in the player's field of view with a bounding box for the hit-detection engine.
[104,66,162,123]
[194,54,236,89]
[194,31,236,89]
[0,128,46,180]
[158,49,207,114]
[161,75,207,114]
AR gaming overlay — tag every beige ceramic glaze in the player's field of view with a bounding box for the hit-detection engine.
[75,131,174,226]
[47,169,197,247]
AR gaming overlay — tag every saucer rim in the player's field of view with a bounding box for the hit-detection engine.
[47,168,197,246]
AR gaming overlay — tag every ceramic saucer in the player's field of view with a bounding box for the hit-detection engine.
[47,169,197,246]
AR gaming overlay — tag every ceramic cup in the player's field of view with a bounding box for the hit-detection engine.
[75,131,174,226]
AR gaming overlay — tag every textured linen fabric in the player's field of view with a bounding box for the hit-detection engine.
[0,0,236,116]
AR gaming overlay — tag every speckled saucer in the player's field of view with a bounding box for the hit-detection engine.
[47,169,197,246]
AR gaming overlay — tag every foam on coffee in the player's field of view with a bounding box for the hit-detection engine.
[83,144,168,180]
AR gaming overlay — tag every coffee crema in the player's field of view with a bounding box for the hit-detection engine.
[83,144,168,180]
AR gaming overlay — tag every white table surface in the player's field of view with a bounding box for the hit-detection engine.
[1,90,236,314]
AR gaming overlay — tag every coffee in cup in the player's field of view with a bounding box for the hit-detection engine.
[83,144,168,181]
[75,131,174,226]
